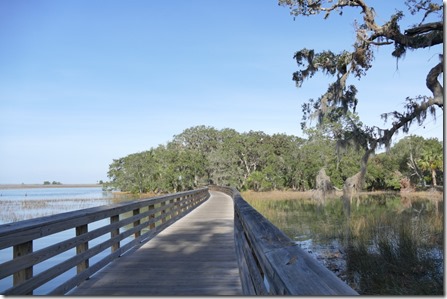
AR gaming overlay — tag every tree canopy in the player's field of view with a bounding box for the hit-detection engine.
[104,126,442,194]
[278,0,443,194]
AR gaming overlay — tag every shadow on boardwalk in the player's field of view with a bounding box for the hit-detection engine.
[70,192,243,296]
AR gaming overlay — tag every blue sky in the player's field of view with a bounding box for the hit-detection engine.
[0,0,443,184]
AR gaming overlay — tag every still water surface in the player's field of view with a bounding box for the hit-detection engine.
[0,187,135,224]
[1,189,443,295]
[243,192,444,295]
[0,187,137,294]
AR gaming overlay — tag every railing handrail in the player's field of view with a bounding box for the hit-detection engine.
[0,188,206,248]
[0,187,210,295]
[209,185,358,296]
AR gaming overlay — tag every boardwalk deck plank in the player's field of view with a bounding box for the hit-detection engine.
[69,191,243,296]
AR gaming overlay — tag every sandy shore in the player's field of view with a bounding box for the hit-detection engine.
[0,184,102,190]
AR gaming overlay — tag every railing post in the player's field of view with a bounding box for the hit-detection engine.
[133,208,141,238]
[13,241,33,294]
[188,194,192,210]
[189,194,195,209]
[75,225,89,277]
[176,197,181,216]
[161,201,166,223]
[184,195,189,211]
[183,195,187,211]
[149,204,155,229]
[169,198,175,220]
[110,215,120,252]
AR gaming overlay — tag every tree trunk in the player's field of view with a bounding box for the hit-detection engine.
[431,168,437,186]
[343,171,363,200]
[316,168,335,193]
[343,147,374,199]
[314,168,335,202]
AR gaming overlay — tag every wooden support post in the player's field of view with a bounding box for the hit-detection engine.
[169,198,175,220]
[185,195,190,211]
[75,225,89,276]
[13,241,33,294]
[149,204,155,229]
[110,215,120,253]
[177,197,182,215]
[188,196,192,210]
[182,196,186,213]
[161,201,166,223]
[133,208,141,238]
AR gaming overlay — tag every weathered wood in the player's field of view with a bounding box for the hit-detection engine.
[13,241,33,295]
[234,216,262,295]
[75,225,89,275]
[4,195,209,295]
[210,186,358,296]
[1,185,356,296]
[0,188,209,295]
[160,201,166,223]
[49,227,159,295]
[70,191,242,296]
[110,215,120,253]
[4,220,151,295]
[0,210,152,279]
[132,208,141,238]
[0,189,205,249]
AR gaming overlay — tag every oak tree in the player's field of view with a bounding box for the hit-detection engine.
[279,0,443,195]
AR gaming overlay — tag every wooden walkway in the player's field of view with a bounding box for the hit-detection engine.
[69,191,243,296]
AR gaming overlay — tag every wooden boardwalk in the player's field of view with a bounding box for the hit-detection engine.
[69,191,243,296]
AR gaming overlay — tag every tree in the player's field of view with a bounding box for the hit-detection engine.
[208,128,245,188]
[389,135,427,186]
[104,125,441,193]
[279,0,443,195]
[417,141,443,186]
[106,151,153,194]
[172,125,219,185]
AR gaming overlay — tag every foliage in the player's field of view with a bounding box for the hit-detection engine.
[346,205,443,295]
[243,192,444,295]
[104,126,443,193]
[417,142,443,186]
[391,135,443,187]
[279,0,443,193]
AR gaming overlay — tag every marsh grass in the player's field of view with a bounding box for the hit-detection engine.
[0,198,119,224]
[347,226,443,295]
[242,189,341,201]
[241,190,444,295]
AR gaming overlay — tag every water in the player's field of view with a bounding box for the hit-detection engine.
[0,186,138,294]
[0,187,137,224]
[2,189,443,295]
[0,187,108,201]
[243,192,444,295]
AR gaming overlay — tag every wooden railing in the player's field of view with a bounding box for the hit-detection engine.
[0,188,209,295]
[210,186,358,295]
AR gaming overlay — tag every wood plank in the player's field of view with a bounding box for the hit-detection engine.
[69,191,243,296]
[0,188,207,249]
[13,241,33,295]
[215,186,358,296]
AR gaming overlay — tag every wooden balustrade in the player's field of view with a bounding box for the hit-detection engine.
[1,185,358,296]
[209,185,358,296]
[0,188,209,295]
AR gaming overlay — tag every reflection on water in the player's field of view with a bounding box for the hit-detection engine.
[244,192,444,295]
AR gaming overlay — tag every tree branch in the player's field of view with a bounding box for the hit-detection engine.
[405,21,444,35]
[426,58,444,106]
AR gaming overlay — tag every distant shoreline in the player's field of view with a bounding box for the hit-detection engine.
[0,184,102,190]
